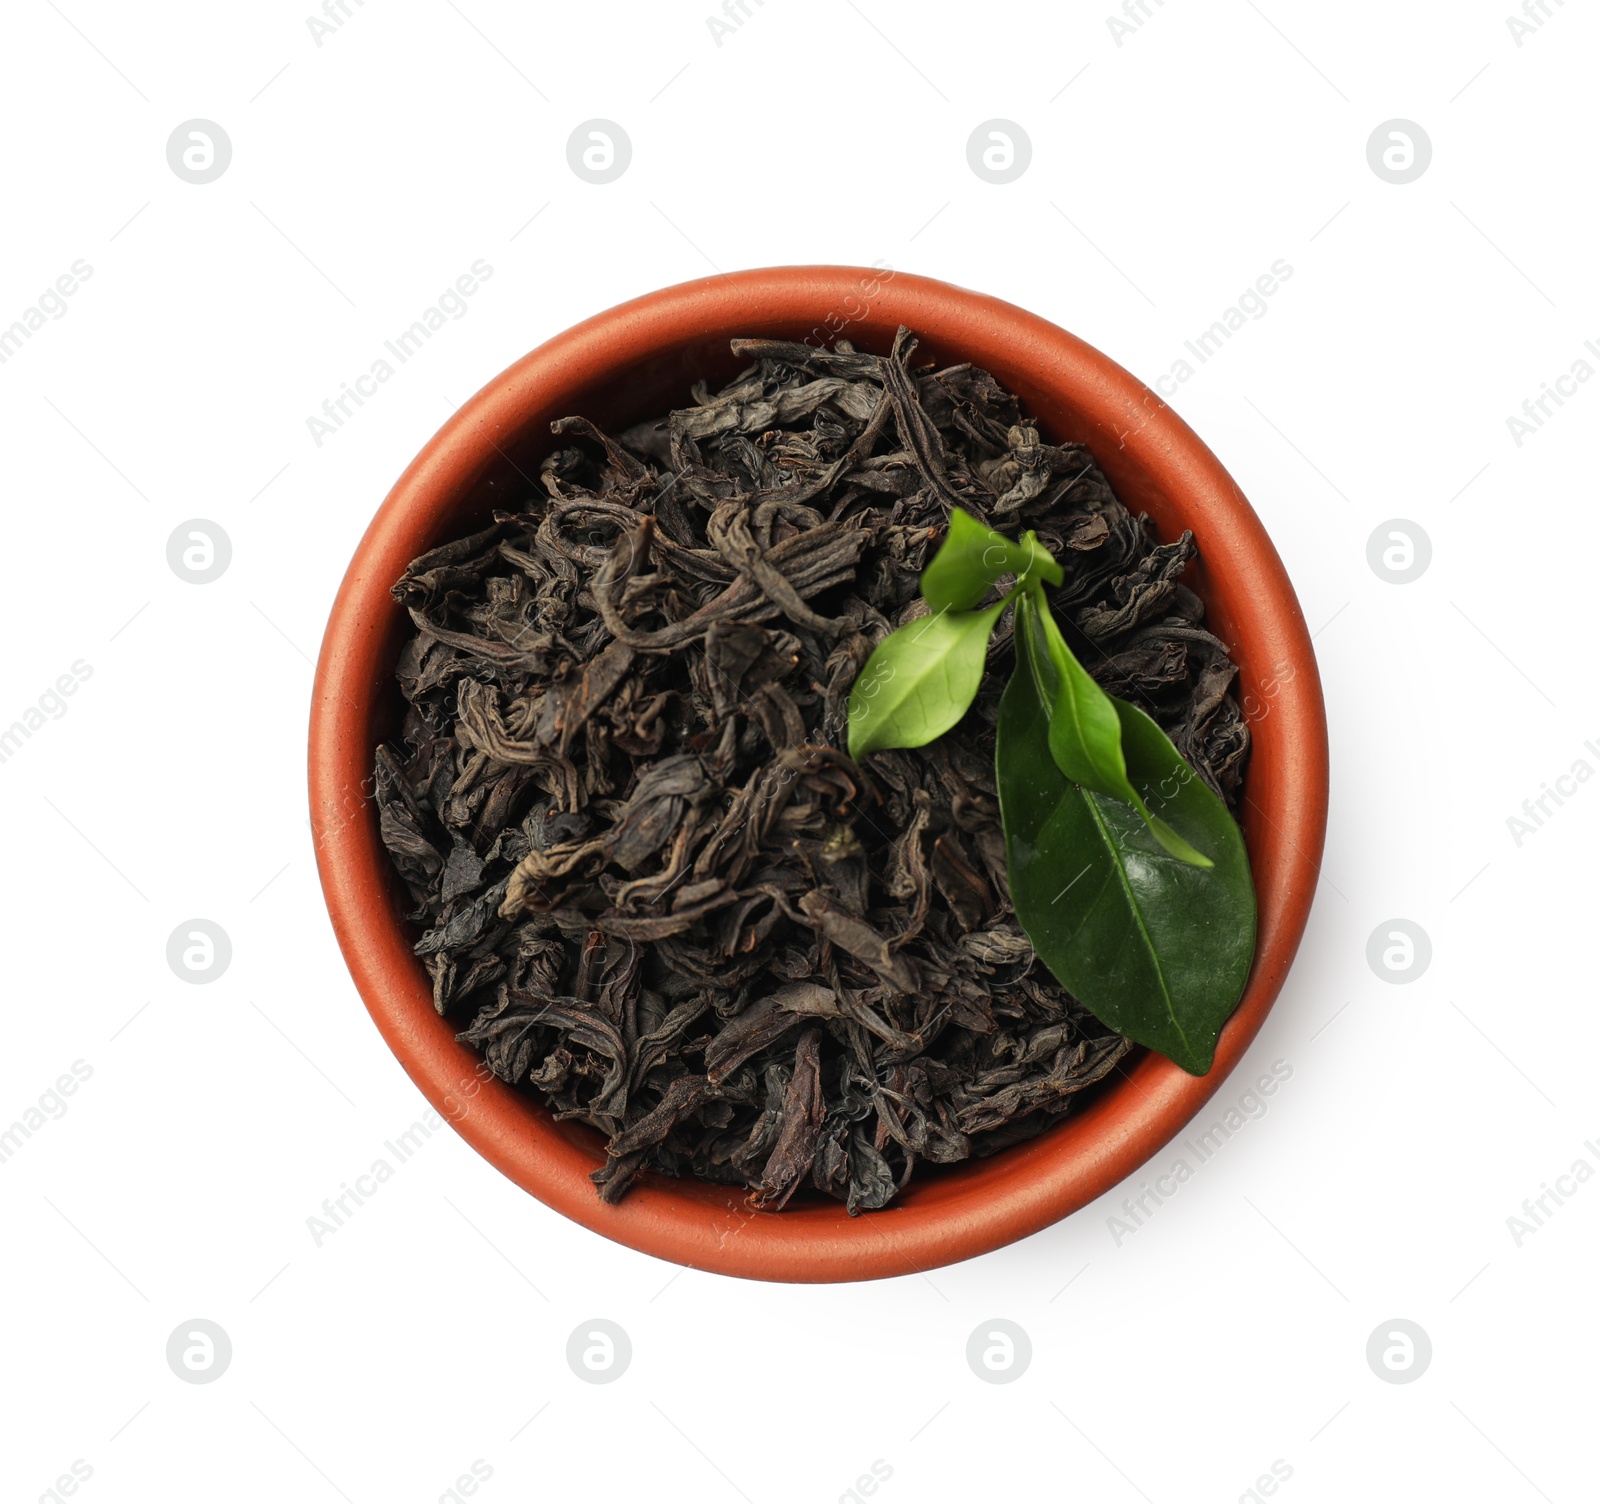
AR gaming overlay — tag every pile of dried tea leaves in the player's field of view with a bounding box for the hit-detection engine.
[375,327,1250,1212]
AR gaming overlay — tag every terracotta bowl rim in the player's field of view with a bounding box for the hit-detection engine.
[308,265,1329,1284]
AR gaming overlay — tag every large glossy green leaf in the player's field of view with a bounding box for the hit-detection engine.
[996,625,1256,1075]
[921,508,1062,614]
[847,599,1007,758]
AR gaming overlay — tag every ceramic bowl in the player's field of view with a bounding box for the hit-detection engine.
[309,266,1328,1282]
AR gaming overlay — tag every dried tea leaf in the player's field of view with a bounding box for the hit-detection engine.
[372,325,1251,1209]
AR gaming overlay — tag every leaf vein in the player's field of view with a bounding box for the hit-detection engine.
[1080,792,1188,1054]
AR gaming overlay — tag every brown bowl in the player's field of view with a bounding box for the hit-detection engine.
[309,266,1328,1283]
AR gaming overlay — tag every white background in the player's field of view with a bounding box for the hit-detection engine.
[1,1,1595,1501]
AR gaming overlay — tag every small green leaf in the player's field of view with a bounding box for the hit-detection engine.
[996,625,1256,1075]
[847,599,1008,759]
[1019,591,1126,794]
[921,508,1062,614]
[1021,590,1212,869]
[1111,699,1217,868]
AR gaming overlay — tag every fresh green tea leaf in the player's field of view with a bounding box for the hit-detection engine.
[848,599,1008,759]
[996,622,1255,1075]
[921,509,1062,614]
[1021,590,1213,869]
[1111,699,1217,867]
[919,508,1008,613]
[1019,591,1126,792]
